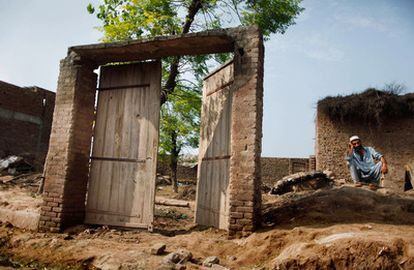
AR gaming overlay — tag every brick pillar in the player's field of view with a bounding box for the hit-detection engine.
[309,155,316,171]
[227,26,264,237]
[39,53,97,232]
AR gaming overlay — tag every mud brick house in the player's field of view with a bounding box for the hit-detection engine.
[0,81,55,168]
[316,89,414,191]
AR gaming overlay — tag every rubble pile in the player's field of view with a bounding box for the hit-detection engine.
[269,171,333,195]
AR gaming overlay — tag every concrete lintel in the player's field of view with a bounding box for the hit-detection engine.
[68,28,237,65]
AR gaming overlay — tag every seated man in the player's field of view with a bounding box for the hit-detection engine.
[346,135,388,188]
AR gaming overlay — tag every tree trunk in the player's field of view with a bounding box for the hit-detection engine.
[161,0,203,104]
[170,131,179,193]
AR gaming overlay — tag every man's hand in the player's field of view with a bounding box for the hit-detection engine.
[381,163,388,174]
[347,142,354,155]
[380,156,388,174]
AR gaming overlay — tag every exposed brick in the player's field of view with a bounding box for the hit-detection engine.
[51,217,61,223]
[49,227,60,233]
[229,224,243,231]
[52,207,63,212]
[316,105,414,191]
[39,216,51,221]
[235,219,251,225]
[46,202,58,207]
[39,54,97,232]
[230,212,243,219]
[0,81,55,169]
[41,206,52,212]
[45,221,56,227]
[235,206,254,213]
[39,26,264,236]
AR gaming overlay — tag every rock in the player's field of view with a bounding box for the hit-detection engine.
[203,256,220,267]
[156,262,186,270]
[163,252,180,264]
[175,264,186,270]
[177,249,192,263]
[323,170,335,178]
[156,262,176,270]
[49,238,61,248]
[210,264,229,270]
[227,255,237,261]
[63,234,74,240]
[270,171,332,195]
[151,243,167,255]
[336,178,347,185]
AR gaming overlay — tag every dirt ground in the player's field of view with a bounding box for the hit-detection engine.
[1,174,414,269]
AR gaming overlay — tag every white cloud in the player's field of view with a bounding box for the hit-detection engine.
[334,14,395,35]
[332,1,404,37]
[268,33,345,63]
[300,34,345,62]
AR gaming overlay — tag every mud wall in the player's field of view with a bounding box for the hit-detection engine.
[0,81,55,168]
[157,159,197,182]
[157,157,313,185]
[261,157,314,185]
[316,106,414,191]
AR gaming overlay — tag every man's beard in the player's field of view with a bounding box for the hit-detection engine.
[355,145,363,152]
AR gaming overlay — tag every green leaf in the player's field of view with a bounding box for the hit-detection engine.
[86,3,95,14]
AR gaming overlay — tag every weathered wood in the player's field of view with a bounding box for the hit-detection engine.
[85,61,161,229]
[69,31,234,65]
[195,61,233,229]
[155,197,190,208]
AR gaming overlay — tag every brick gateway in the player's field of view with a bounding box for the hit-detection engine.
[39,26,264,237]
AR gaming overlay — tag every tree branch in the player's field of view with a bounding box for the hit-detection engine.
[161,0,203,104]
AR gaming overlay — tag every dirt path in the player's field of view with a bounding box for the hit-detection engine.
[1,222,414,269]
[1,177,414,269]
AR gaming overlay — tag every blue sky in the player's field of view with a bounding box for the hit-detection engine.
[1,0,413,158]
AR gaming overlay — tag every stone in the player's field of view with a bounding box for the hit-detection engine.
[63,234,73,240]
[175,264,186,270]
[163,252,181,264]
[227,255,237,261]
[177,249,192,263]
[156,262,186,270]
[203,256,220,267]
[155,262,176,270]
[210,264,230,270]
[151,243,167,255]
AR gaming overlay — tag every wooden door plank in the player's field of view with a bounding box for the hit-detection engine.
[196,61,233,229]
[86,61,160,229]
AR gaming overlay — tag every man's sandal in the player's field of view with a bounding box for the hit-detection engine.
[354,182,363,187]
[368,183,378,191]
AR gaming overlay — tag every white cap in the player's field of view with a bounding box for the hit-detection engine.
[349,135,360,142]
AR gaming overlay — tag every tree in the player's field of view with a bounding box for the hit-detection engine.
[159,85,201,192]
[88,0,304,191]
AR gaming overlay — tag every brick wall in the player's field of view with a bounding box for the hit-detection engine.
[227,26,264,237]
[39,54,97,232]
[0,81,55,168]
[316,106,414,191]
[40,27,264,235]
[261,157,313,185]
[156,159,197,182]
[157,156,312,186]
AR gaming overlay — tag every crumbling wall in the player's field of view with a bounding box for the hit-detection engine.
[316,106,414,191]
[261,157,314,185]
[156,159,197,182]
[0,81,55,168]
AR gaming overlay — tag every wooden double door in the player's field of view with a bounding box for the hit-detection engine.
[195,61,233,229]
[85,61,161,229]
